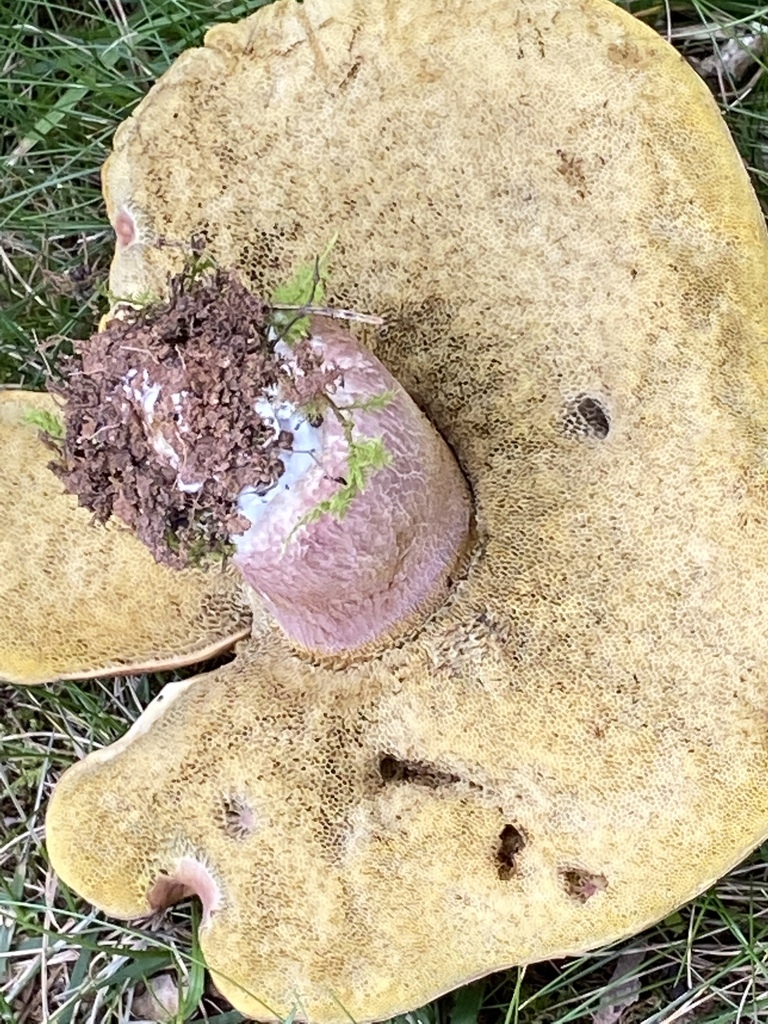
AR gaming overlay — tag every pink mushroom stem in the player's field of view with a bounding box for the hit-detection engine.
[232,319,472,653]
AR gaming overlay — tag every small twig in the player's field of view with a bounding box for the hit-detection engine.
[270,303,385,326]
[32,339,56,380]
[119,345,159,362]
[85,424,114,443]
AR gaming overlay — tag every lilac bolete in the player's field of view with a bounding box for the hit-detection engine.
[3,0,768,1020]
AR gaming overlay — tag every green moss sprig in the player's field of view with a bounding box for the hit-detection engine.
[23,407,65,441]
[270,236,337,345]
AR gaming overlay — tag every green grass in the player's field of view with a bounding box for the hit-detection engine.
[2,0,768,1022]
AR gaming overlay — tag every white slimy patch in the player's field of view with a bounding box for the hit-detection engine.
[176,477,204,494]
[170,391,190,433]
[232,398,323,552]
[122,369,163,439]
[139,380,162,419]
[232,334,349,553]
[252,391,286,442]
[120,336,333,529]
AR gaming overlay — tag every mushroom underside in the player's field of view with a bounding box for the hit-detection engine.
[40,0,768,1021]
[0,390,252,685]
[46,642,768,1024]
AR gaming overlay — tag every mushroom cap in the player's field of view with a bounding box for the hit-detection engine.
[45,0,768,1020]
[0,390,252,684]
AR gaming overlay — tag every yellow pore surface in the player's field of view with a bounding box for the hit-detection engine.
[47,0,768,1021]
[0,390,251,684]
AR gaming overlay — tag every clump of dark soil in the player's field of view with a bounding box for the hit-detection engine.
[49,268,338,568]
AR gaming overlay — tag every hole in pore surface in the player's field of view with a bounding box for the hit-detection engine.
[147,856,221,925]
[219,794,257,840]
[560,866,608,902]
[378,754,464,790]
[496,824,526,880]
[563,393,611,440]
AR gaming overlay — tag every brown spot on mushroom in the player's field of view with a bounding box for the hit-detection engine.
[557,149,589,197]
[607,39,648,68]
[496,824,526,881]
[560,867,608,903]
[563,393,612,440]
[379,755,462,789]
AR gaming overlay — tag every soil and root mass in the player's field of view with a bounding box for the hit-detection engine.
[50,269,340,569]
[48,266,472,652]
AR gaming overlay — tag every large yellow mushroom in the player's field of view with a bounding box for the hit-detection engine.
[3,0,768,1020]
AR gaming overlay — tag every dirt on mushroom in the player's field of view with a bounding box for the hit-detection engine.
[51,267,339,568]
